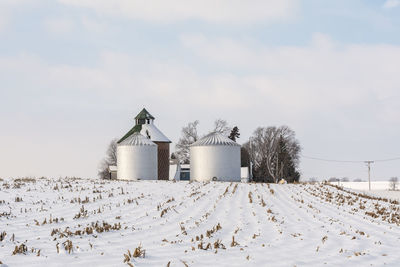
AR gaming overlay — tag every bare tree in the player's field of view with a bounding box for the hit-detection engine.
[213,119,231,136]
[98,160,110,180]
[246,126,301,183]
[176,120,199,164]
[247,127,279,182]
[98,139,118,179]
[389,177,398,191]
[106,139,118,165]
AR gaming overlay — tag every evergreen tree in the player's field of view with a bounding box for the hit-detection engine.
[241,146,250,167]
[228,126,240,141]
[276,135,300,183]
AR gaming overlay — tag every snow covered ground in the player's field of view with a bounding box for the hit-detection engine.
[335,181,392,191]
[334,181,400,201]
[1,178,400,266]
[356,190,400,201]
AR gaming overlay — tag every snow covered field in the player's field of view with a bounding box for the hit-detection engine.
[335,181,392,191]
[356,190,400,201]
[333,181,400,201]
[1,178,400,267]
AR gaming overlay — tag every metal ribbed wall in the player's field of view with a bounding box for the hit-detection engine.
[190,132,241,182]
[117,133,158,180]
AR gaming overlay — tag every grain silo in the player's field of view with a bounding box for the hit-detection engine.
[190,132,241,182]
[118,108,171,180]
[117,132,157,180]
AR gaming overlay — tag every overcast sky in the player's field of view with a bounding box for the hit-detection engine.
[1,0,400,181]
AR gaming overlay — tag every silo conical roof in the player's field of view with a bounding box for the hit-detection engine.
[191,132,240,147]
[118,132,157,146]
[118,108,171,144]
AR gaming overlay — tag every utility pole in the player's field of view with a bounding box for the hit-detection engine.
[364,161,374,191]
[250,161,253,182]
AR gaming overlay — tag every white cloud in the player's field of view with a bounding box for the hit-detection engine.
[0,0,36,32]
[42,16,110,35]
[80,16,108,33]
[179,32,400,121]
[44,18,75,34]
[57,0,298,24]
[0,51,249,112]
[383,0,400,8]
[0,0,35,7]
[0,14,9,32]
[3,34,400,123]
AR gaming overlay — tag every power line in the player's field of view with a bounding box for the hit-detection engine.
[301,154,400,163]
[374,157,400,162]
[301,155,364,163]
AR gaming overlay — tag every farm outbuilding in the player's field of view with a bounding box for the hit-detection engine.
[108,165,117,180]
[117,132,158,180]
[169,161,191,181]
[190,132,241,182]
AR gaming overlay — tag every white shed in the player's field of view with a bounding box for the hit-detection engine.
[190,132,241,182]
[117,132,157,180]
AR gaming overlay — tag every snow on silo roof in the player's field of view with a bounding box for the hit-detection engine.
[140,124,171,143]
[118,132,157,146]
[191,132,240,147]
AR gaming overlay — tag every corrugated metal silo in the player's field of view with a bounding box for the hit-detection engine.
[190,132,241,182]
[117,132,157,180]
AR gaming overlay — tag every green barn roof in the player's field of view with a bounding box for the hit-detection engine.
[118,109,153,143]
[135,108,155,120]
[117,124,142,144]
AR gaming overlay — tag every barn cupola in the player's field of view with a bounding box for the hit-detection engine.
[135,108,155,125]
